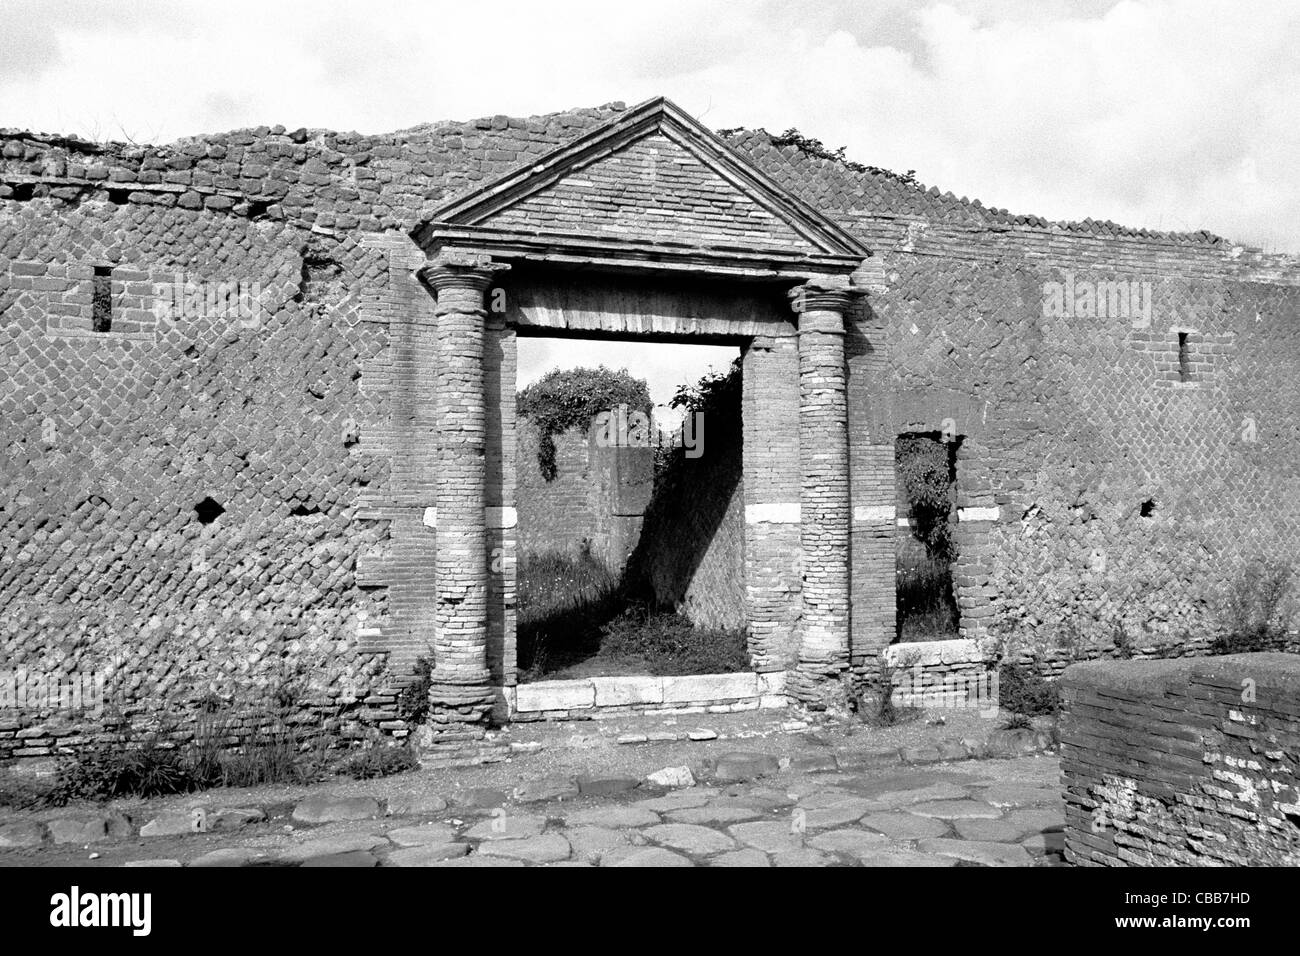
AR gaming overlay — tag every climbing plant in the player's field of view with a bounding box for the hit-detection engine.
[517,366,652,480]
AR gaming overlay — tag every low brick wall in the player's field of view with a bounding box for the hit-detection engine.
[1060,653,1300,866]
[506,671,786,720]
[881,639,994,708]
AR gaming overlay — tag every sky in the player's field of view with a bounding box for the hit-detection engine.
[3,0,1295,398]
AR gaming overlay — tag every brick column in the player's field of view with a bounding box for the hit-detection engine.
[417,251,509,731]
[789,278,859,706]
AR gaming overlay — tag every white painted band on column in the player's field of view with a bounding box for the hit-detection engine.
[744,502,801,524]
[853,504,896,522]
[957,506,1000,522]
[423,506,519,530]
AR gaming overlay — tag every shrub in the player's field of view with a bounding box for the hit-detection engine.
[1211,559,1296,655]
[998,662,1060,718]
[598,605,749,676]
[51,731,197,804]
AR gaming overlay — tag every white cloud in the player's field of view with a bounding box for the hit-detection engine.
[3,0,1294,250]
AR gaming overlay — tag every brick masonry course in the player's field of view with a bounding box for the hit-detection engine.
[1,99,1298,753]
[1059,654,1300,866]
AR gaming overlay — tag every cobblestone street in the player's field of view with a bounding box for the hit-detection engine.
[0,718,1065,867]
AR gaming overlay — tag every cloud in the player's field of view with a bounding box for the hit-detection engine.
[1,0,1294,251]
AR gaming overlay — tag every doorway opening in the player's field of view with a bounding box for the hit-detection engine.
[513,333,747,681]
[894,432,961,642]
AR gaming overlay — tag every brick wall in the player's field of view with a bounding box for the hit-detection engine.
[2,104,1297,750]
[0,202,404,757]
[1060,654,1300,865]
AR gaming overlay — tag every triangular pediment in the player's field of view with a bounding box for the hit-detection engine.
[417,97,868,268]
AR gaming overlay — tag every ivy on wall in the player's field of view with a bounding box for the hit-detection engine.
[517,366,652,480]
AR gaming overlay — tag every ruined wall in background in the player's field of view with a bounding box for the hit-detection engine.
[1060,655,1300,865]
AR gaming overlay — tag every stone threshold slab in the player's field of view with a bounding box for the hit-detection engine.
[512,672,786,714]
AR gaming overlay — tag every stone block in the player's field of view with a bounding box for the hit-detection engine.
[515,680,595,712]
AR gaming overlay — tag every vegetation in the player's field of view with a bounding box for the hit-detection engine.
[997,662,1061,719]
[895,434,961,641]
[1211,559,1296,655]
[598,604,749,676]
[517,366,651,480]
[716,126,921,187]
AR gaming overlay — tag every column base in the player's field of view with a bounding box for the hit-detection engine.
[787,660,852,711]
[427,681,495,727]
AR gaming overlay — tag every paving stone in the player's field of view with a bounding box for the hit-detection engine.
[772,847,836,866]
[464,814,546,841]
[478,833,572,863]
[140,810,207,837]
[665,804,766,826]
[789,752,839,773]
[975,784,1062,809]
[47,814,132,845]
[563,805,660,828]
[858,782,972,809]
[953,806,1063,843]
[718,788,795,810]
[854,847,960,867]
[291,795,380,824]
[565,826,630,862]
[859,811,950,841]
[900,745,943,764]
[727,820,805,854]
[800,798,875,829]
[450,788,509,809]
[907,799,1002,820]
[918,838,1035,867]
[385,793,450,816]
[0,821,47,848]
[386,843,471,866]
[387,823,458,847]
[714,752,781,782]
[429,854,526,867]
[631,789,716,812]
[302,850,378,867]
[210,808,266,831]
[600,845,695,867]
[277,833,390,862]
[546,860,594,867]
[1021,831,1067,855]
[807,828,891,860]
[576,775,641,796]
[189,848,263,868]
[122,859,182,867]
[513,775,579,803]
[646,766,695,788]
[794,787,857,808]
[644,823,736,856]
[710,848,771,867]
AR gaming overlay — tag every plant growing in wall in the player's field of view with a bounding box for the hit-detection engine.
[517,366,652,480]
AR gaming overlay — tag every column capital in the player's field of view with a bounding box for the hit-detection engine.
[417,249,510,295]
[788,275,864,317]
